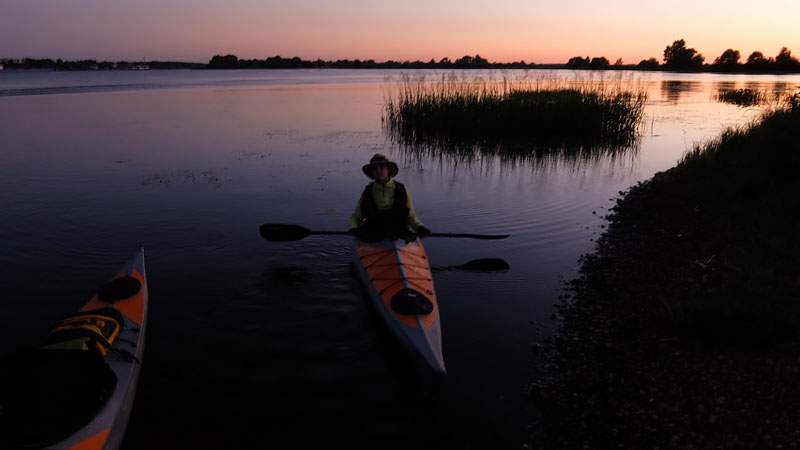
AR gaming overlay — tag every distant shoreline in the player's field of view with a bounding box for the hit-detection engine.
[2,53,800,74]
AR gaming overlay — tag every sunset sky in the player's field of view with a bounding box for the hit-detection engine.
[2,0,798,64]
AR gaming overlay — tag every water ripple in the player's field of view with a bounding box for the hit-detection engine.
[0,83,159,97]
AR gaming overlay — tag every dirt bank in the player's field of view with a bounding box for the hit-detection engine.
[529,164,800,449]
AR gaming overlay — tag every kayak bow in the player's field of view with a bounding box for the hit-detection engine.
[0,247,148,450]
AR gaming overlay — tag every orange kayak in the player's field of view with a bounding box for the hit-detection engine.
[352,237,446,375]
[0,247,148,450]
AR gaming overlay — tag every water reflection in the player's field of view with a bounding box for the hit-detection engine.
[713,80,738,92]
[660,80,701,103]
[395,140,641,180]
[392,138,641,175]
[770,81,799,93]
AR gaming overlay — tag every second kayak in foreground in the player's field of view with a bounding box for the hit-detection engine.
[352,237,446,375]
[0,247,148,450]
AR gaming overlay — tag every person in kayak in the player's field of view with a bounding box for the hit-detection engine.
[348,153,431,242]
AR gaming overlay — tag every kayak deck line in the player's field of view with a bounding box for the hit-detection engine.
[360,248,434,294]
[357,245,438,328]
[396,242,438,329]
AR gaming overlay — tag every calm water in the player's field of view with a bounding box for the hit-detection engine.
[1,69,798,449]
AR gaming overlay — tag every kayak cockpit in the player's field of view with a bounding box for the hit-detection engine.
[0,307,126,448]
[0,248,148,450]
[390,288,434,315]
[0,347,117,448]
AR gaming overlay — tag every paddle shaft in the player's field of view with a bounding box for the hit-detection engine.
[290,230,506,239]
[259,223,509,241]
[430,232,509,240]
[305,230,351,236]
[311,231,510,239]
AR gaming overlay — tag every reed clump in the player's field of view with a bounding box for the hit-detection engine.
[715,87,770,106]
[383,72,648,152]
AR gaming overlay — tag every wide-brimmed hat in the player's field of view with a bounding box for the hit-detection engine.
[361,153,399,179]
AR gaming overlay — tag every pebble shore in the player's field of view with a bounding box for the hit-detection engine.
[529,168,800,450]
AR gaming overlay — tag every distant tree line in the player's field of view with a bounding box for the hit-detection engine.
[636,39,799,72]
[0,58,204,70]
[565,56,625,70]
[3,40,799,73]
[206,54,534,69]
[566,39,800,73]
[213,43,799,73]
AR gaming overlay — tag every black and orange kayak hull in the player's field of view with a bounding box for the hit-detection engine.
[352,238,445,375]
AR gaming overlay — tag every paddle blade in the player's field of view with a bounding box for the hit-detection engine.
[259,224,312,242]
[429,233,510,240]
[432,258,511,272]
[456,258,510,272]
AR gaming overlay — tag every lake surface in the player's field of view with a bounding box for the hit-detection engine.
[1,69,798,449]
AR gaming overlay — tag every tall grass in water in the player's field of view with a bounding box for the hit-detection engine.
[383,72,648,153]
[715,88,770,106]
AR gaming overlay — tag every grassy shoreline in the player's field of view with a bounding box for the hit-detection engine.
[530,94,800,449]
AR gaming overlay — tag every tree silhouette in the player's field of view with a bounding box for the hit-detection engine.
[713,49,741,66]
[567,56,590,68]
[775,47,800,69]
[637,58,660,69]
[589,57,610,69]
[663,39,704,69]
[745,51,771,71]
[452,54,490,68]
[209,54,240,68]
[746,51,768,65]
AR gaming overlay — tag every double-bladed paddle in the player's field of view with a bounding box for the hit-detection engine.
[259,224,510,242]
